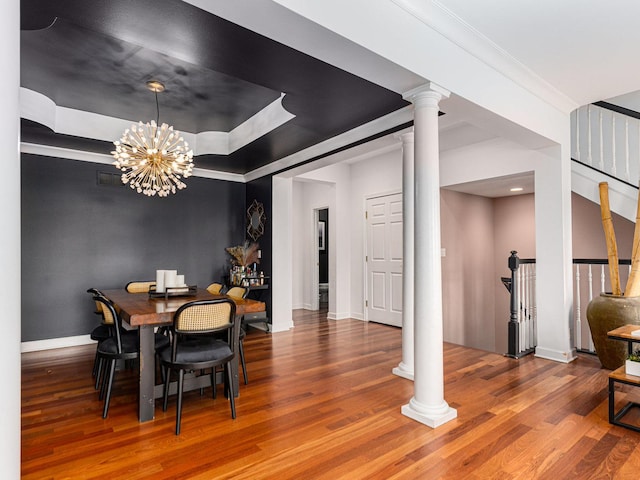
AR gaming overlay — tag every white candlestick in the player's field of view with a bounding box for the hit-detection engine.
[156,270,166,293]
[165,270,177,288]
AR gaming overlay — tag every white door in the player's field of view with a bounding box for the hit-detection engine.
[366,193,403,327]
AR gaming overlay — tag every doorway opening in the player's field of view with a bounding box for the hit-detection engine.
[318,208,329,310]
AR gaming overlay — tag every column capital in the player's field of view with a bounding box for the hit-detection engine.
[393,129,414,144]
[403,82,450,106]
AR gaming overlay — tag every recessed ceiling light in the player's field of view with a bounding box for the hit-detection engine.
[510,187,523,192]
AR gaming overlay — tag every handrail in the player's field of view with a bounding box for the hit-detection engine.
[505,252,631,358]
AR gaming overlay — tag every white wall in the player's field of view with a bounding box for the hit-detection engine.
[348,148,403,319]
[3,1,21,476]
[291,138,512,354]
[294,163,351,319]
[292,180,333,310]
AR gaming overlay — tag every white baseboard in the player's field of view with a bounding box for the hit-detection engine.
[22,335,95,353]
[534,346,578,364]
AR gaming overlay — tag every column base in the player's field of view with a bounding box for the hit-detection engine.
[401,397,457,428]
[392,362,414,381]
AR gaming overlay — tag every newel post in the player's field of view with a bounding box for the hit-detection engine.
[507,251,520,358]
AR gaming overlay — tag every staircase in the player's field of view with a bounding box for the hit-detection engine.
[572,102,640,221]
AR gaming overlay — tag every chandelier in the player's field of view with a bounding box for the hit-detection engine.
[111,80,194,197]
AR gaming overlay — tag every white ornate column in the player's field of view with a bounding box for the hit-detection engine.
[393,130,415,380]
[401,83,457,428]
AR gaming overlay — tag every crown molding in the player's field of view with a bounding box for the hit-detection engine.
[20,88,295,156]
[390,0,578,113]
[20,143,246,183]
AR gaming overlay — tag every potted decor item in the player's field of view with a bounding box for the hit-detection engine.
[226,241,260,286]
[627,351,640,377]
[587,182,640,369]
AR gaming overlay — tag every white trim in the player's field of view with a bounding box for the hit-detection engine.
[245,106,413,181]
[534,346,578,364]
[21,335,95,353]
[389,0,576,113]
[20,142,247,183]
[20,87,295,156]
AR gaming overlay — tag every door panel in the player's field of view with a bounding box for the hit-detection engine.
[366,193,402,327]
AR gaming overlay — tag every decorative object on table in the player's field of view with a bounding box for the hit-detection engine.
[247,199,266,241]
[226,241,260,267]
[627,350,640,377]
[587,182,640,369]
[226,241,261,286]
[152,269,194,297]
[111,80,194,197]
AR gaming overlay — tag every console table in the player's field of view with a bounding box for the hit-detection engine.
[607,325,640,432]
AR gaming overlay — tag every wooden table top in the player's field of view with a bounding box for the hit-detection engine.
[101,288,266,327]
[607,324,640,341]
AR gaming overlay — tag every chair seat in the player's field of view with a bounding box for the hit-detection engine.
[160,337,233,367]
[154,332,171,351]
[98,334,138,357]
[90,324,111,342]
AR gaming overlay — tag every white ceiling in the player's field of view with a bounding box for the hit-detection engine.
[437,0,640,106]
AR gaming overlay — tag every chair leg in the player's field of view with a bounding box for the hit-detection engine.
[92,349,99,377]
[94,356,104,390]
[99,359,110,400]
[210,368,217,399]
[239,340,248,385]
[226,363,236,419]
[102,360,117,418]
[176,369,185,435]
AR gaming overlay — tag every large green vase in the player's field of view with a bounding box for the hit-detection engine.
[586,293,640,369]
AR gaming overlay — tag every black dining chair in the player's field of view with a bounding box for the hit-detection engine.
[87,288,111,380]
[225,286,249,385]
[125,280,156,293]
[92,294,140,418]
[160,298,239,434]
[92,294,170,418]
[206,282,225,295]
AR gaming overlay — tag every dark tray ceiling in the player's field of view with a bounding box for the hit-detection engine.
[20,0,409,175]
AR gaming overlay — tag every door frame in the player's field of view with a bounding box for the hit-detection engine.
[363,190,402,322]
[310,208,320,311]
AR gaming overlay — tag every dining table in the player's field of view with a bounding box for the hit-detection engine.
[101,288,266,422]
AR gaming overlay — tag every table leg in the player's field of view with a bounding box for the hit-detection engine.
[231,316,240,397]
[138,325,156,422]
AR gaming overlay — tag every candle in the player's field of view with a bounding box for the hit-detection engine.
[156,270,166,293]
[165,270,177,288]
[176,275,185,287]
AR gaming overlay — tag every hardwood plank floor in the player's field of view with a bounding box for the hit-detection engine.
[21,309,640,479]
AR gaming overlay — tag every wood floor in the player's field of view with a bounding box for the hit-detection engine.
[21,310,640,479]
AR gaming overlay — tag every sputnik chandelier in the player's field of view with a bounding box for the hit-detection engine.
[111,80,194,197]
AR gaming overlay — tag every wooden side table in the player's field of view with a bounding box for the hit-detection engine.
[607,325,640,432]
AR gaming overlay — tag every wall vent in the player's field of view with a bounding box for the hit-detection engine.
[97,171,124,187]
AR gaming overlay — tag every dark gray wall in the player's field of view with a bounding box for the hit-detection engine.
[245,175,272,319]
[21,154,247,341]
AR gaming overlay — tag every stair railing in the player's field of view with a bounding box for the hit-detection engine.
[504,252,631,358]
[573,102,640,187]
